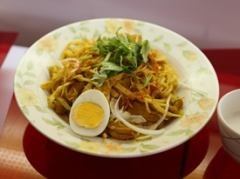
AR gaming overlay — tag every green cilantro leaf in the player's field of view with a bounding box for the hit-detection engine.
[92,33,150,86]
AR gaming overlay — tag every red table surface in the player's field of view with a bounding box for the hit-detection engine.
[0,32,240,178]
[201,49,240,179]
[22,49,240,179]
[0,32,17,67]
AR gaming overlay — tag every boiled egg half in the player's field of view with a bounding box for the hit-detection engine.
[69,89,110,137]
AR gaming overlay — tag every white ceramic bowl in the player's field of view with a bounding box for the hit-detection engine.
[217,89,240,162]
[14,18,219,158]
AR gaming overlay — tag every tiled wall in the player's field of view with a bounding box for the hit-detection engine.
[0,0,239,48]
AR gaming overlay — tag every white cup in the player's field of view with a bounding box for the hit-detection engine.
[217,89,240,163]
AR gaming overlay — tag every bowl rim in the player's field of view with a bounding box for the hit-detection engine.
[217,89,240,136]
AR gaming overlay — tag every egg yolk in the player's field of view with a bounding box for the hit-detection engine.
[72,102,104,128]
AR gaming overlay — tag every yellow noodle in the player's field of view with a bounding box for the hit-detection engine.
[41,37,183,140]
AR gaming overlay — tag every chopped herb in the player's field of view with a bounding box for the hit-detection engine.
[92,33,150,86]
[143,75,152,87]
[141,40,149,63]
[91,72,107,87]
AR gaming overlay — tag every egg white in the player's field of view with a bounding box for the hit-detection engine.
[69,89,110,137]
